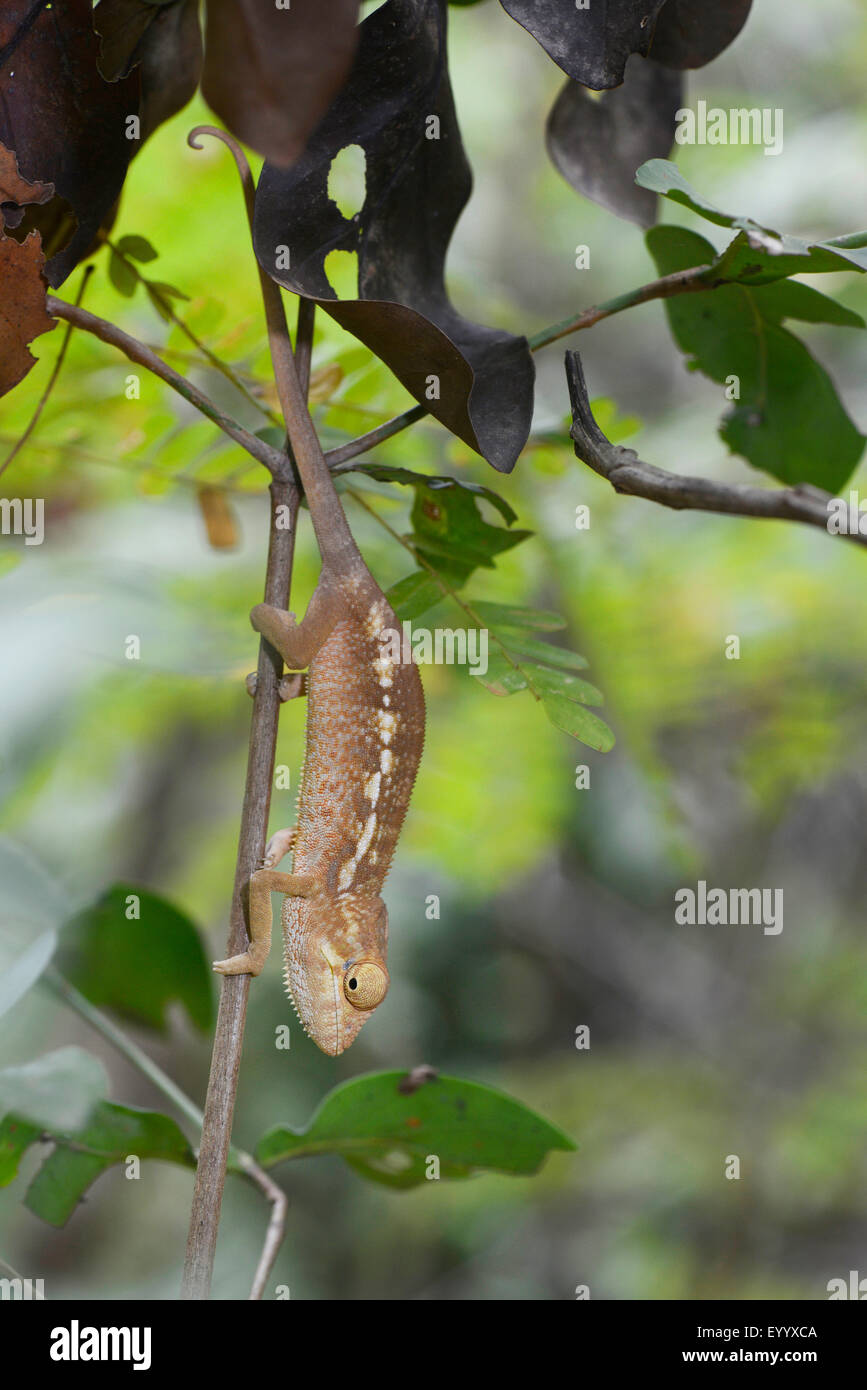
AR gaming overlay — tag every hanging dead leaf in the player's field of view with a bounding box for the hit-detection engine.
[93,0,203,140]
[253,0,534,472]
[500,0,669,89]
[0,0,140,286]
[0,230,56,399]
[546,58,682,227]
[649,0,753,69]
[201,0,360,168]
[196,485,239,550]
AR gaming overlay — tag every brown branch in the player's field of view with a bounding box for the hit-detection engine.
[181,125,330,1302]
[324,404,427,468]
[1,265,93,480]
[181,476,299,1300]
[45,296,288,480]
[295,298,315,402]
[236,1153,289,1301]
[566,350,867,549]
[529,264,718,350]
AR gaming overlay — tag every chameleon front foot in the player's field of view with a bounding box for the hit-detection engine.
[213,948,266,977]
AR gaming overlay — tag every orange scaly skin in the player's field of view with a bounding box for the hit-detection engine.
[214,557,425,1055]
[280,581,425,1055]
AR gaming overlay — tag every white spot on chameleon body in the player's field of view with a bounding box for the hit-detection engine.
[365,771,382,806]
[356,812,377,861]
[377,709,396,734]
[365,601,387,639]
[381,749,393,775]
[337,859,356,892]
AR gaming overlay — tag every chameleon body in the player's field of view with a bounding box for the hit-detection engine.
[213,359,425,1055]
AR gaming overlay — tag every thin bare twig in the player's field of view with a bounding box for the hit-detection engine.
[565,350,867,549]
[45,295,289,480]
[324,404,427,468]
[528,264,718,350]
[0,265,93,480]
[235,1153,289,1300]
[295,299,316,402]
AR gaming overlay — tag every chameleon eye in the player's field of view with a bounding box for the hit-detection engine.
[343,962,388,1011]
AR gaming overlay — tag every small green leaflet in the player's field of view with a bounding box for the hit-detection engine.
[636,159,867,283]
[351,462,530,585]
[646,225,865,492]
[256,1070,575,1190]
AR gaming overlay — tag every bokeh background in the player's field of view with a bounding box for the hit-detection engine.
[2,0,867,1300]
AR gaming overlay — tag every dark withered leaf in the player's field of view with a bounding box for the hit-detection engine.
[93,0,203,141]
[253,0,534,472]
[0,229,57,399]
[0,139,57,398]
[201,0,360,169]
[649,0,752,69]
[546,57,682,227]
[499,0,668,89]
[0,0,140,286]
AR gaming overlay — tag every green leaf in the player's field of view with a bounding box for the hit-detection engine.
[469,601,565,631]
[386,570,444,623]
[256,1070,575,1188]
[754,280,865,329]
[114,234,158,264]
[474,650,529,696]
[145,281,190,321]
[23,1103,195,1227]
[108,250,137,297]
[0,1114,41,1187]
[363,467,530,586]
[636,158,867,282]
[351,463,519,525]
[646,226,865,491]
[541,692,616,752]
[522,663,604,706]
[58,885,214,1033]
[0,1048,107,1133]
[495,629,589,672]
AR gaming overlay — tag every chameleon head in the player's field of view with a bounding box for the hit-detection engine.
[288,892,390,1056]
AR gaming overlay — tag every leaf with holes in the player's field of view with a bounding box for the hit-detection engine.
[500,0,669,88]
[647,225,865,490]
[58,884,214,1033]
[0,1,140,286]
[546,57,682,227]
[253,0,534,472]
[256,1070,575,1189]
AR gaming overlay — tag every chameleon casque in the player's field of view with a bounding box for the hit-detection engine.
[213,358,425,1057]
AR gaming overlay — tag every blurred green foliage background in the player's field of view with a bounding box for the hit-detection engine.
[2,0,867,1300]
